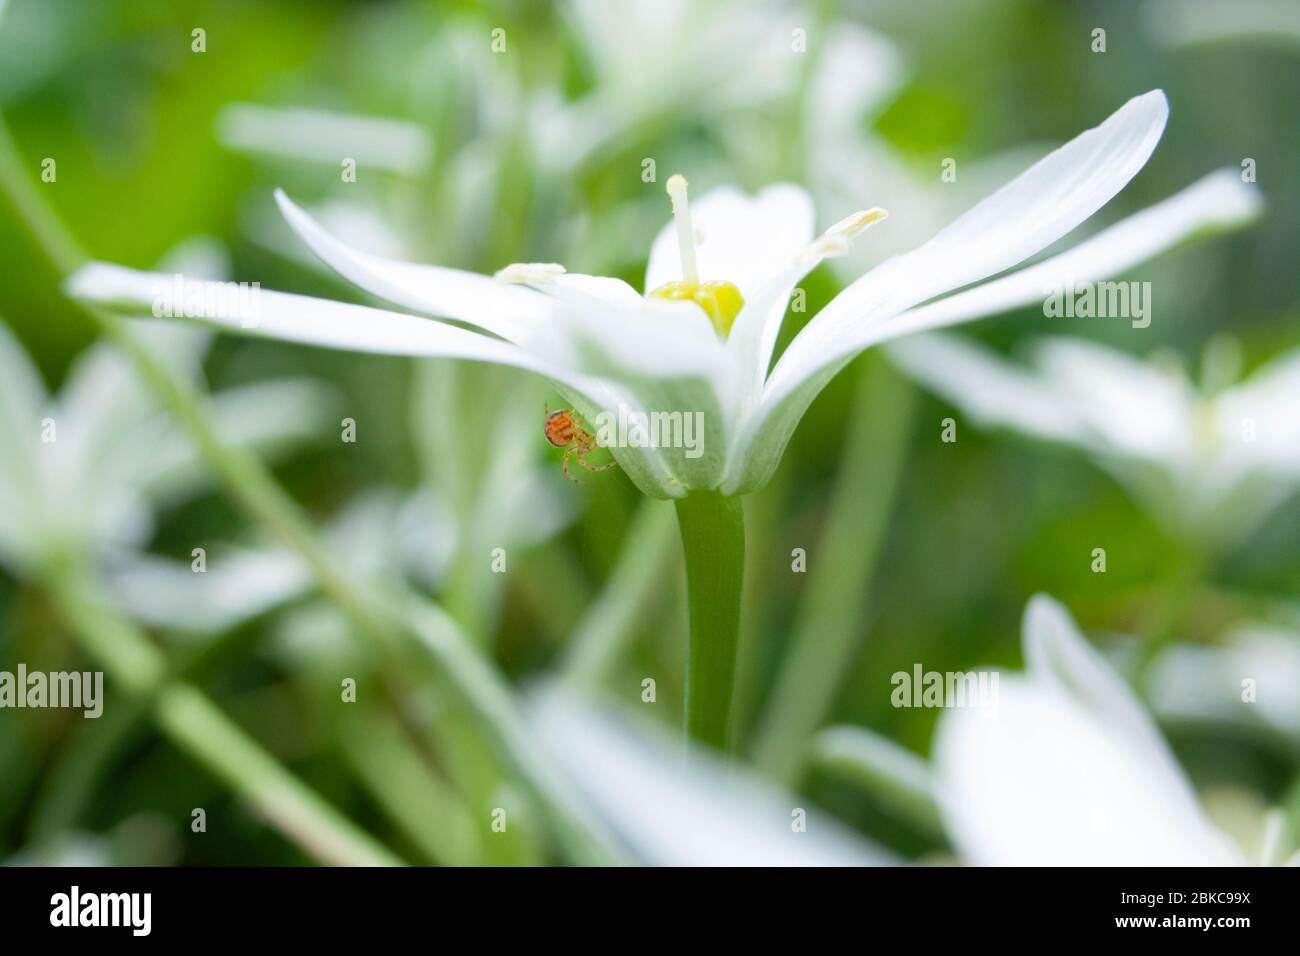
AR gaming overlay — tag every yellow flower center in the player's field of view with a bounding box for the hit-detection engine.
[649,278,745,338]
[647,174,745,339]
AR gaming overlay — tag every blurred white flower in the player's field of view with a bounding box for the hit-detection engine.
[1147,624,1300,744]
[0,320,333,578]
[71,92,1258,498]
[215,103,433,175]
[934,595,1246,866]
[529,686,893,866]
[540,0,804,169]
[101,487,454,634]
[889,330,1299,544]
[1146,0,1300,50]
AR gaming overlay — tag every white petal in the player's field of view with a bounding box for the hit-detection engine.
[276,191,734,422]
[53,322,209,481]
[66,262,586,389]
[727,209,889,419]
[67,264,700,498]
[861,169,1262,346]
[530,688,892,866]
[728,168,1259,495]
[274,190,547,342]
[0,323,47,557]
[1020,595,1204,807]
[808,24,907,136]
[886,333,1089,445]
[1214,345,1300,477]
[934,677,1240,865]
[644,183,815,299]
[0,320,45,472]
[938,597,1241,866]
[1030,337,1196,465]
[1149,625,1300,737]
[105,548,311,633]
[111,378,338,503]
[507,268,729,380]
[808,90,1170,339]
[1146,0,1300,48]
[217,105,433,174]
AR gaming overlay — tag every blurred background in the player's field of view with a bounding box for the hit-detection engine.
[0,0,1297,866]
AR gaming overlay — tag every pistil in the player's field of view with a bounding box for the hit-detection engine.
[650,175,746,338]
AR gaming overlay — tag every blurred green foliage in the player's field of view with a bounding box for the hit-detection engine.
[1,0,1298,864]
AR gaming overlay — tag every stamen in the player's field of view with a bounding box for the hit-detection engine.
[495,262,566,285]
[807,207,889,260]
[824,207,889,240]
[666,174,699,284]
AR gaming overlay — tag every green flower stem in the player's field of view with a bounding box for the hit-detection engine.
[46,563,401,867]
[674,490,747,752]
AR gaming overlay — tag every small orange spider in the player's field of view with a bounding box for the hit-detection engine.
[544,404,617,483]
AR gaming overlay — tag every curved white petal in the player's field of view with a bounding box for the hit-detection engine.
[67,262,587,387]
[105,548,311,633]
[727,210,889,419]
[66,264,698,498]
[886,333,1088,445]
[644,183,815,300]
[0,323,48,558]
[935,677,1239,866]
[0,321,45,463]
[809,91,1170,336]
[1214,346,1300,477]
[857,169,1262,347]
[275,194,735,448]
[218,106,433,173]
[505,268,729,380]
[727,168,1260,495]
[1149,625,1300,737]
[934,596,1242,866]
[1021,595,1205,805]
[110,377,338,503]
[53,322,209,484]
[274,190,546,342]
[531,688,892,866]
[1031,338,1195,464]
[1146,0,1300,48]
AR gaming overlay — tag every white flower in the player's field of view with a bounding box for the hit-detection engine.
[529,686,892,866]
[541,0,805,169]
[1146,0,1300,50]
[0,320,332,580]
[1147,624,1300,742]
[934,595,1245,866]
[70,91,1258,499]
[102,487,454,634]
[889,329,1298,544]
[215,103,433,174]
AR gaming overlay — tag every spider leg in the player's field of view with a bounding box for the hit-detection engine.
[562,446,584,484]
[577,449,618,473]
